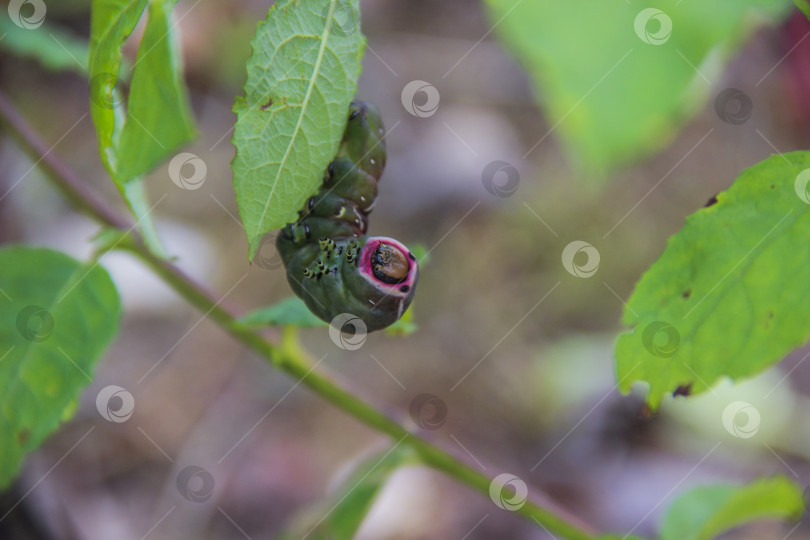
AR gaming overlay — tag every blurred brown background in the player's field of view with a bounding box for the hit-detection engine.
[2,0,810,538]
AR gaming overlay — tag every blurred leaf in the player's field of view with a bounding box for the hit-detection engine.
[483,0,792,174]
[408,243,430,267]
[616,152,810,409]
[114,0,197,182]
[276,445,417,540]
[0,19,88,73]
[660,476,804,540]
[89,0,197,257]
[241,296,418,335]
[796,0,810,19]
[232,0,366,259]
[241,296,325,328]
[0,246,121,487]
[88,0,147,154]
[385,305,417,336]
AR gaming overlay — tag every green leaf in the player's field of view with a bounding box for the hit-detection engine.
[89,0,149,167]
[660,476,804,540]
[276,445,417,540]
[0,246,121,487]
[241,296,417,336]
[232,0,366,258]
[89,0,197,257]
[796,0,810,20]
[385,305,417,337]
[241,296,326,328]
[483,0,792,174]
[616,152,810,409]
[0,18,89,73]
[115,0,197,182]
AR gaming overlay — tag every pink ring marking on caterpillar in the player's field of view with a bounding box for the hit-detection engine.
[358,237,418,295]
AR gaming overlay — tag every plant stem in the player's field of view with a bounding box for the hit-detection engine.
[0,90,597,540]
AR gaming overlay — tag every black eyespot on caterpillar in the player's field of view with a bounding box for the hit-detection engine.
[276,101,418,332]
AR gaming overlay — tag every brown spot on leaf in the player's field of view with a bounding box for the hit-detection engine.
[673,384,692,397]
[704,194,718,207]
[260,97,274,111]
[18,428,30,446]
[682,289,691,299]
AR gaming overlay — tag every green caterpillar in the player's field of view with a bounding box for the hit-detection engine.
[276,101,419,332]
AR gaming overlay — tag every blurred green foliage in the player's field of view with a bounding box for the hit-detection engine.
[484,0,793,174]
[232,0,366,258]
[0,247,120,487]
[89,0,196,256]
[616,152,810,409]
[660,476,804,540]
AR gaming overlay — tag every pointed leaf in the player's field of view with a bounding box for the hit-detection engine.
[276,445,417,540]
[0,246,121,487]
[616,152,810,409]
[660,476,804,540]
[231,0,366,258]
[89,0,197,257]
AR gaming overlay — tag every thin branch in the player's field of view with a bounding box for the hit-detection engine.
[0,90,598,540]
